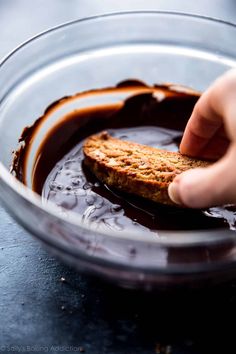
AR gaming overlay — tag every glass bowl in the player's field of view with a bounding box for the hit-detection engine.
[1,12,236,290]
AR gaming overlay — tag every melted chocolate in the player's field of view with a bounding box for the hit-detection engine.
[12,82,236,235]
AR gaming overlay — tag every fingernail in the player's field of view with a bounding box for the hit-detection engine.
[168,181,182,205]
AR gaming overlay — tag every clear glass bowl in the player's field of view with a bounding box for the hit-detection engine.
[1,12,236,289]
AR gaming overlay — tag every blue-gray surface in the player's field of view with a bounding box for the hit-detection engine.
[0,1,236,353]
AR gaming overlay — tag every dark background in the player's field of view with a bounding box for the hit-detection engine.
[1,1,236,353]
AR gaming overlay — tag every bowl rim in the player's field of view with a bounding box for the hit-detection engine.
[1,10,236,254]
[2,10,236,73]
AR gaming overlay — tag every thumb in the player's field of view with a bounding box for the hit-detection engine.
[168,146,236,208]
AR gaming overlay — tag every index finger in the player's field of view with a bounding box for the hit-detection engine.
[180,69,236,158]
[180,90,223,157]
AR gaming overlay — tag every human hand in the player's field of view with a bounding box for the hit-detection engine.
[168,69,236,208]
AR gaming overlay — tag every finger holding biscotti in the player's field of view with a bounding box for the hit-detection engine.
[169,144,236,208]
[169,69,236,208]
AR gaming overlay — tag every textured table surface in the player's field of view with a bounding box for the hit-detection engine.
[0,1,236,353]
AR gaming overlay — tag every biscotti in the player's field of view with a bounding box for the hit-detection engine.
[83,131,210,206]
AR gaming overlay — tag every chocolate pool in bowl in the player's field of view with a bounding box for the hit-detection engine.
[12,81,236,238]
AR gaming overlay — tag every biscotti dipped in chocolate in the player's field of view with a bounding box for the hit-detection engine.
[83,131,210,206]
